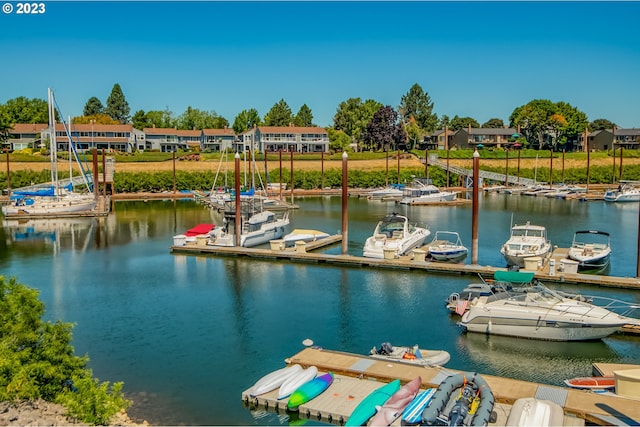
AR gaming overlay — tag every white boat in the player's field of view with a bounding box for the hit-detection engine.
[2,89,97,217]
[567,230,611,272]
[399,179,457,205]
[460,284,632,341]
[604,182,640,202]
[282,229,330,247]
[277,365,318,400]
[362,213,430,259]
[426,231,468,262]
[211,210,289,248]
[369,342,450,367]
[367,184,404,200]
[500,221,552,268]
[249,364,303,397]
[505,397,564,426]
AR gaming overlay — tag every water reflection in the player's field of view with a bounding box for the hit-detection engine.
[457,332,621,386]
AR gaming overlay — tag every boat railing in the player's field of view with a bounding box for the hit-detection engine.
[585,295,640,321]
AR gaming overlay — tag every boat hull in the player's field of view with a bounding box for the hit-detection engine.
[250,364,302,397]
[287,372,333,410]
[505,397,564,426]
[563,376,615,390]
[369,376,421,426]
[345,379,401,426]
[2,197,97,216]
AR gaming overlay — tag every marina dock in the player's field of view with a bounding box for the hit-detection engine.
[242,347,640,426]
[171,236,640,291]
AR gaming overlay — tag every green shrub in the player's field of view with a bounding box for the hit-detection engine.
[0,276,131,425]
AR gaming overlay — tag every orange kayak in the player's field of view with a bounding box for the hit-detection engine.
[563,376,615,389]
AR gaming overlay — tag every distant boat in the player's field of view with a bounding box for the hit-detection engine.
[362,213,430,259]
[567,230,611,272]
[426,231,468,263]
[399,178,457,205]
[2,88,97,217]
[367,184,404,200]
[369,342,450,367]
[604,182,640,202]
[500,221,552,268]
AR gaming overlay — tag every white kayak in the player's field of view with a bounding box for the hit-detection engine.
[278,365,318,400]
[250,364,303,397]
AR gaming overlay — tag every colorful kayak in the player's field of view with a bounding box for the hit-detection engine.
[278,366,318,400]
[345,379,401,426]
[401,388,436,426]
[249,364,302,397]
[563,376,615,389]
[287,372,334,410]
[369,376,422,426]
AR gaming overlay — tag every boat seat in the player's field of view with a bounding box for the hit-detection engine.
[392,230,404,238]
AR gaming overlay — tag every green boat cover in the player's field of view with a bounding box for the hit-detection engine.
[493,270,535,284]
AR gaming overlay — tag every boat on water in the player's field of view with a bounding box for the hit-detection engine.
[173,223,219,246]
[426,231,468,262]
[2,88,97,217]
[362,213,430,259]
[563,375,615,390]
[369,342,450,367]
[500,221,552,268]
[604,182,640,202]
[367,184,404,200]
[459,283,633,341]
[567,230,611,272]
[210,209,289,248]
[282,229,330,247]
[399,178,457,205]
[445,271,535,315]
[421,372,495,427]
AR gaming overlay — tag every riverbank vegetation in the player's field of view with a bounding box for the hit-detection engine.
[1,148,639,193]
[0,276,131,425]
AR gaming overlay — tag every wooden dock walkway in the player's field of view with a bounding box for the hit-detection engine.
[171,237,640,291]
[241,347,640,426]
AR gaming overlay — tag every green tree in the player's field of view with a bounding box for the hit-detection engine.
[589,118,616,131]
[105,83,130,124]
[482,118,505,128]
[398,83,438,133]
[449,115,480,131]
[83,97,104,116]
[132,110,151,130]
[0,119,12,148]
[404,117,422,150]
[232,108,262,134]
[333,98,382,151]
[438,115,451,129]
[294,104,314,127]
[326,127,351,152]
[264,99,293,126]
[135,109,176,129]
[72,113,119,125]
[0,276,131,424]
[0,97,49,123]
[363,105,405,151]
[177,106,226,130]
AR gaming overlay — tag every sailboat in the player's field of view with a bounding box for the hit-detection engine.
[2,88,97,217]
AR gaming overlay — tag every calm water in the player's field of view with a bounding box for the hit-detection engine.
[1,194,640,425]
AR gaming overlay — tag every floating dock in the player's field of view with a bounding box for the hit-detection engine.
[171,236,640,291]
[242,347,640,426]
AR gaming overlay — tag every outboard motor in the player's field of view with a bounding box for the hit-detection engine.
[448,384,475,426]
[380,342,393,355]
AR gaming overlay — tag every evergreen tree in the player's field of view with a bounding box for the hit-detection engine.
[398,83,438,133]
[264,99,293,126]
[294,104,314,127]
[105,83,130,124]
[83,97,104,116]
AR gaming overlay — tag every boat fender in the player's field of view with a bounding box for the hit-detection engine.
[421,372,494,427]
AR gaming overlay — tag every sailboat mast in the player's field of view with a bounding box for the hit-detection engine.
[48,88,59,196]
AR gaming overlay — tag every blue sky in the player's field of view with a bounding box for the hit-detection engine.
[1,1,639,128]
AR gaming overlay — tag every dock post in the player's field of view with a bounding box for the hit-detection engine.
[235,152,241,247]
[472,149,479,264]
[342,151,348,255]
